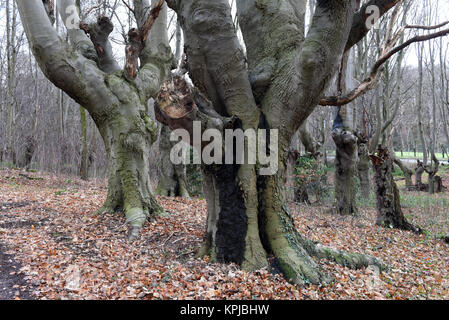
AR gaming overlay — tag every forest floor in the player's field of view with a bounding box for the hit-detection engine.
[0,166,448,300]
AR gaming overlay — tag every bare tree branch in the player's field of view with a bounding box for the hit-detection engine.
[321,25,449,106]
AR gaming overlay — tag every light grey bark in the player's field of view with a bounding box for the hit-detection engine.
[298,120,319,157]
[393,156,413,188]
[17,0,173,240]
[427,24,439,195]
[417,41,428,165]
[358,139,371,198]
[440,38,449,148]
[158,0,387,285]
[80,105,89,180]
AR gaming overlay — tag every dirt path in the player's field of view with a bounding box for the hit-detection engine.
[0,243,35,300]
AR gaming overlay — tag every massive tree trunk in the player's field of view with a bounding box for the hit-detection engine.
[156,0,391,285]
[18,0,173,240]
[20,0,401,285]
[95,98,164,239]
[370,147,421,233]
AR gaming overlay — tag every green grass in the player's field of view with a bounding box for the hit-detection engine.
[325,151,446,160]
[393,151,445,160]
[400,193,449,209]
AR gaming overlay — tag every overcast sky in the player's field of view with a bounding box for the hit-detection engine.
[1,0,448,69]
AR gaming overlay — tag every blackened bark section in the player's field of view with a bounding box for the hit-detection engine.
[214,119,247,265]
[256,113,271,253]
[371,147,422,234]
[214,163,247,264]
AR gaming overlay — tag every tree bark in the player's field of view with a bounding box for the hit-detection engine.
[333,126,358,215]
[371,147,421,233]
[357,139,371,198]
[332,47,358,216]
[4,0,18,165]
[155,125,190,198]
[80,106,89,181]
[156,0,389,286]
[415,160,426,190]
[17,0,173,240]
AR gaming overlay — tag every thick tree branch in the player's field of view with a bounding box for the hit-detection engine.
[56,0,98,63]
[129,0,174,100]
[80,16,121,73]
[345,0,401,51]
[263,1,355,139]
[18,0,113,115]
[236,0,306,103]
[168,0,260,128]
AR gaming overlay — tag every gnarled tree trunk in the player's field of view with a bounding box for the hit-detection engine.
[156,0,389,286]
[333,125,358,215]
[371,147,421,233]
[18,0,173,240]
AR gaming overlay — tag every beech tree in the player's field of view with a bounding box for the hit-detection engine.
[155,0,449,284]
[17,0,174,240]
[17,0,448,286]
[153,0,409,285]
